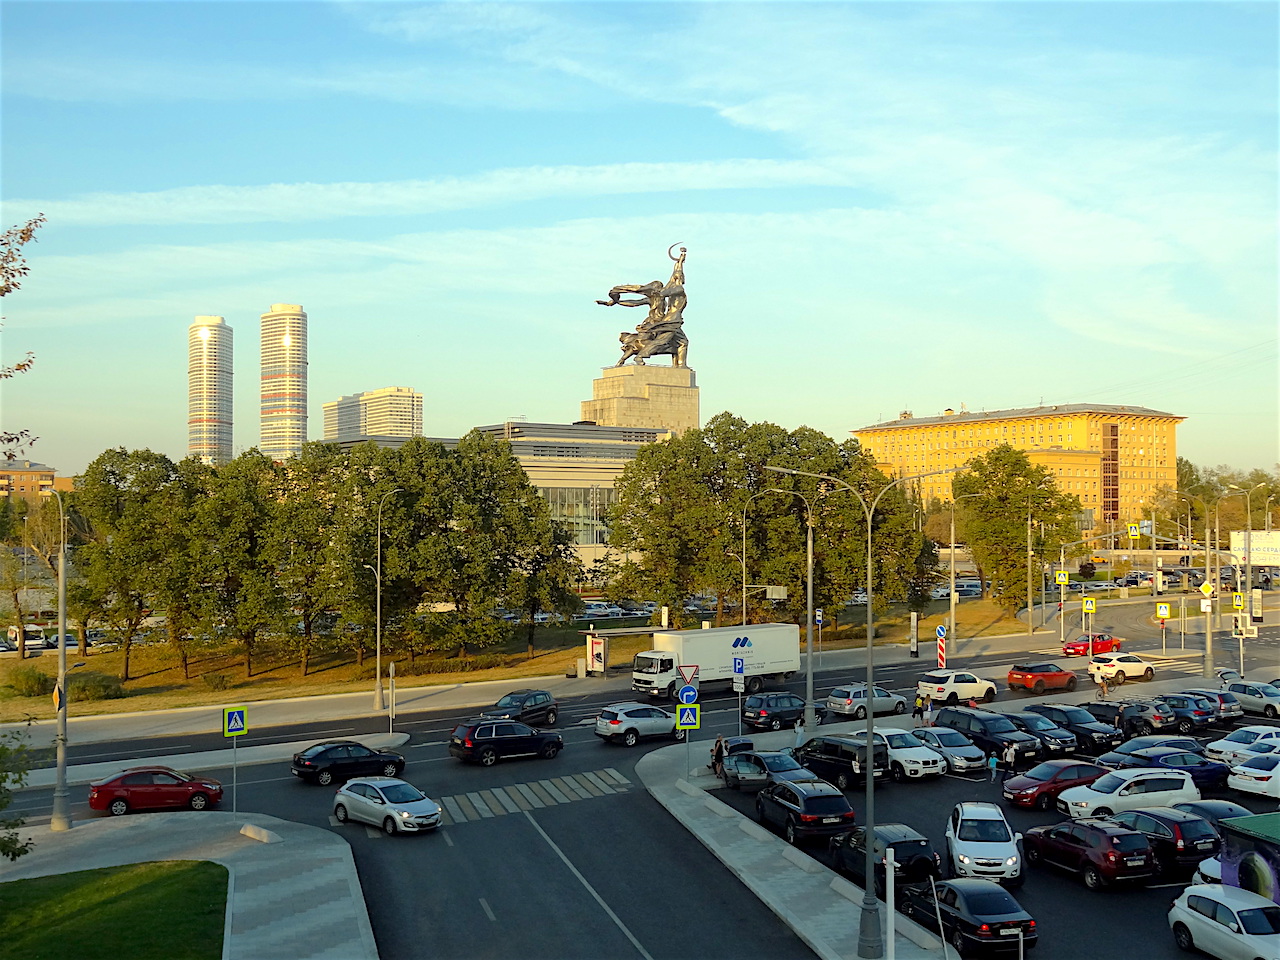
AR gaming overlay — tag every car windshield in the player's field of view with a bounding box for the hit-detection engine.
[886,734,920,749]
[1110,834,1148,852]
[380,783,426,804]
[299,744,331,758]
[1020,716,1055,731]
[761,754,803,772]
[920,674,947,685]
[633,655,661,675]
[957,819,1011,843]
[933,731,969,747]
[494,694,522,708]
[1179,820,1217,842]
[1090,774,1123,794]
[804,796,852,815]
[1021,762,1060,783]
[1242,756,1280,770]
[1238,906,1280,936]
[1257,684,1280,697]
[985,717,1017,733]
[965,890,1020,915]
[1226,730,1262,744]
[1058,707,1094,724]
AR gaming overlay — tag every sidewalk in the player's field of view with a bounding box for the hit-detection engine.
[0,811,379,960]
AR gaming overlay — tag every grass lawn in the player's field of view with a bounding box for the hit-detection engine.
[0,599,1028,723]
[0,861,226,960]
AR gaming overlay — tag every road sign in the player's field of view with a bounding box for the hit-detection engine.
[1200,598,1213,613]
[52,684,63,712]
[1232,593,1244,610]
[815,608,824,625]
[937,636,947,670]
[1083,598,1096,613]
[1055,571,1069,585]
[935,625,946,640]
[732,656,744,675]
[1156,602,1171,619]
[676,704,701,730]
[1200,582,1215,597]
[677,664,699,684]
[223,706,247,738]
[732,675,745,693]
[677,684,699,704]
[1127,523,1140,540]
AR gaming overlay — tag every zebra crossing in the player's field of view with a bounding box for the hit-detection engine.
[329,767,633,836]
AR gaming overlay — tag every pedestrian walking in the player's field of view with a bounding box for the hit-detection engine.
[924,695,934,727]
[1002,741,1018,781]
[794,715,806,748]
[987,752,999,782]
[912,693,925,726]
[710,735,726,778]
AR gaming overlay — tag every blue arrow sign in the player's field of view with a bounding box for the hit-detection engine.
[732,656,744,675]
[935,625,946,639]
[815,608,824,625]
[677,684,699,704]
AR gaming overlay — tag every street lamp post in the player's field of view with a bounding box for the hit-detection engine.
[766,464,956,960]
[373,488,402,711]
[1227,482,1266,632]
[49,491,70,832]
[741,489,782,626]
[1179,491,1216,677]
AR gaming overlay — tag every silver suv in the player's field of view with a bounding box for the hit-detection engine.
[945,801,1023,886]
[595,702,686,747]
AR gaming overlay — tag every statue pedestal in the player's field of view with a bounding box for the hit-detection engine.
[581,365,699,435]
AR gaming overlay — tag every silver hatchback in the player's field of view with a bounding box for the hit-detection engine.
[825,684,908,719]
[333,777,442,835]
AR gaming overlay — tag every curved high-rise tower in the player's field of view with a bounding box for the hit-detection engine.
[260,303,308,460]
[188,315,233,465]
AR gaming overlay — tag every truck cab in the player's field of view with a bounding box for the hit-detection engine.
[631,651,680,699]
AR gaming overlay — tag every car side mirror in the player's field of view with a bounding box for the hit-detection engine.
[1227,922,1239,934]
[371,796,385,805]
[1014,832,1023,842]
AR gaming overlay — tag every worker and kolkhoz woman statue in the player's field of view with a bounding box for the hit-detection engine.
[596,243,689,367]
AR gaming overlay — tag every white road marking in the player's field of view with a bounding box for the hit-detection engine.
[524,811,654,960]
[442,831,454,847]
[479,898,496,921]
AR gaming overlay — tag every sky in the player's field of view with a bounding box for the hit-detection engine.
[1,0,1276,477]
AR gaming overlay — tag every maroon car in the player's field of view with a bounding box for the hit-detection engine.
[1002,759,1108,810]
[88,765,223,816]
[1023,819,1156,889]
[1062,633,1123,657]
[1007,662,1078,695]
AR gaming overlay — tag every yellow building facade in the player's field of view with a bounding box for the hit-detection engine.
[852,404,1183,531]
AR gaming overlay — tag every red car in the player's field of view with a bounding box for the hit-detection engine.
[88,765,223,816]
[1023,819,1156,889]
[1062,633,1123,657]
[1007,662,1078,695]
[1001,758,1108,810]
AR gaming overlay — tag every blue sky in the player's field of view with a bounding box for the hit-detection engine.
[2,0,1276,476]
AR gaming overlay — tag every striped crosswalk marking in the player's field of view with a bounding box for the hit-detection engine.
[430,769,631,826]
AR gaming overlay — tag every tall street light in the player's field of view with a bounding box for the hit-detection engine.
[1178,491,1216,677]
[49,491,70,832]
[373,488,402,711]
[765,463,956,960]
[741,488,784,626]
[1227,482,1265,628]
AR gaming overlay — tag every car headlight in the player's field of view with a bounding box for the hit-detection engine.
[399,810,412,818]
[1071,800,1089,807]
[1006,856,1019,865]
[957,854,971,864]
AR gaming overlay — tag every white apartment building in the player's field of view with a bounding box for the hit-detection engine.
[260,303,308,461]
[323,386,423,444]
[188,315,233,464]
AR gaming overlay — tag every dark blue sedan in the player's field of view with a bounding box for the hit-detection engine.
[1114,746,1229,790]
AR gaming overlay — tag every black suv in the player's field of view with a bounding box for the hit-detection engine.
[931,706,1041,762]
[1023,703,1124,755]
[448,720,563,766]
[754,778,857,845]
[792,734,890,790]
[742,693,824,731]
[1083,699,1176,737]
[482,689,560,726]
[1005,712,1078,755]
[291,740,406,786]
[829,823,941,897]
[1106,807,1222,876]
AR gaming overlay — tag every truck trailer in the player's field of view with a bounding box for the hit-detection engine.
[631,623,801,700]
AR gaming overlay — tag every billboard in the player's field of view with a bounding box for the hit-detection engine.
[1230,530,1280,566]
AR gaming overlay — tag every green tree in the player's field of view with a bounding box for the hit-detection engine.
[0,726,34,861]
[0,215,46,458]
[953,445,1083,613]
[504,504,582,658]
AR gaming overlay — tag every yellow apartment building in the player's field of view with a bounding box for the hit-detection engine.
[851,403,1183,532]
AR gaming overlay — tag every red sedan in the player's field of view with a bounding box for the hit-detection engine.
[1001,759,1109,810]
[1007,662,1078,695]
[1062,633,1123,657]
[88,765,223,816]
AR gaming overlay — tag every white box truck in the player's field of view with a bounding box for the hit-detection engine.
[631,623,801,700]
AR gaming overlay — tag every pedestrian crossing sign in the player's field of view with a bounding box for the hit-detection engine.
[1082,598,1096,613]
[1055,571,1069,585]
[223,706,248,738]
[676,704,701,730]
[1156,603,1170,620]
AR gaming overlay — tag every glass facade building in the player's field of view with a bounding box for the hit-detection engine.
[260,303,308,461]
[188,315,233,465]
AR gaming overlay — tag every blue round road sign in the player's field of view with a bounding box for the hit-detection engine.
[935,625,946,639]
[677,684,699,704]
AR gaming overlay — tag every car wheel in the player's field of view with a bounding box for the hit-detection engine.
[1035,793,1052,811]
[1032,680,1045,696]
[747,676,764,695]
[539,742,560,760]
[317,769,334,786]
[950,928,965,955]
[769,718,783,731]
[1138,722,1153,736]
[755,798,766,821]
[784,820,799,845]
[381,762,400,777]
[1114,671,1126,684]
[1266,705,1278,719]
[108,798,129,817]
[893,701,906,715]
[334,803,349,823]
[479,748,497,767]
[1066,676,1078,692]
[189,792,209,811]
[726,773,737,790]
[891,762,906,782]
[1026,846,1041,865]
[854,706,867,720]
[982,687,996,703]
[1171,922,1194,952]
[545,708,558,726]
[1093,807,1112,817]
[667,683,678,702]
[1083,866,1105,890]
[1004,873,1024,889]
[1178,719,1194,734]
[1142,668,1154,681]
[383,816,398,836]
[836,772,851,790]
[673,727,687,742]
[946,693,959,706]
[623,729,640,747]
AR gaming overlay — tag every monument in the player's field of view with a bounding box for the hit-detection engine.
[582,244,700,434]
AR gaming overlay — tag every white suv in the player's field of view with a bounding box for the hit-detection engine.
[852,728,946,781]
[1087,653,1154,684]
[916,671,997,705]
[945,801,1022,886]
[1056,768,1199,819]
